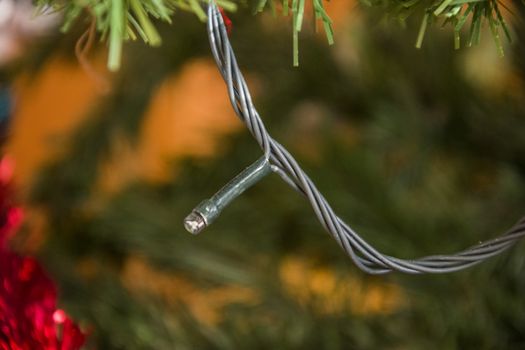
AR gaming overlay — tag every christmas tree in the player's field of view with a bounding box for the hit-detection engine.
[2,0,525,348]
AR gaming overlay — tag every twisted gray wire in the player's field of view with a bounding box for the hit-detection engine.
[206,3,525,274]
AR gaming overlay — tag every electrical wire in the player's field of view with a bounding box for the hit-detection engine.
[205,3,525,274]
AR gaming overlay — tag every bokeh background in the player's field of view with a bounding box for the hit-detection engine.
[3,0,525,348]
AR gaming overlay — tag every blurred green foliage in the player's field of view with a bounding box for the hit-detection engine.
[20,4,525,350]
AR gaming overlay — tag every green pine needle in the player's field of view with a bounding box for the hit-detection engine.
[108,0,124,71]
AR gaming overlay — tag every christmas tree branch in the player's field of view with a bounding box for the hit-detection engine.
[36,0,238,71]
[35,0,514,71]
[36,0,334,70]
[366,0,512,54]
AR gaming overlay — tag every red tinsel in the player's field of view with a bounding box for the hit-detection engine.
[0,156,85,350]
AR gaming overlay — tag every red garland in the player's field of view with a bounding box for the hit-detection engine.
[0,157,85,350]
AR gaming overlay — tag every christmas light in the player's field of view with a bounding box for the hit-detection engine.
[184,156,271,234]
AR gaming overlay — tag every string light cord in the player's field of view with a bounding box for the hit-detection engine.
[185,3,525,274]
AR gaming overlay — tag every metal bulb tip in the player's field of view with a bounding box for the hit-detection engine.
[184,212,207,235]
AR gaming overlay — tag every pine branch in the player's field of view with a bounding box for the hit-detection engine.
[36,0,238,71]
[34,0,516,72]
[365,0,513,54]
[36,0,334,70]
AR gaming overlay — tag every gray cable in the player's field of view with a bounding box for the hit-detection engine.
[204,3,525,274]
